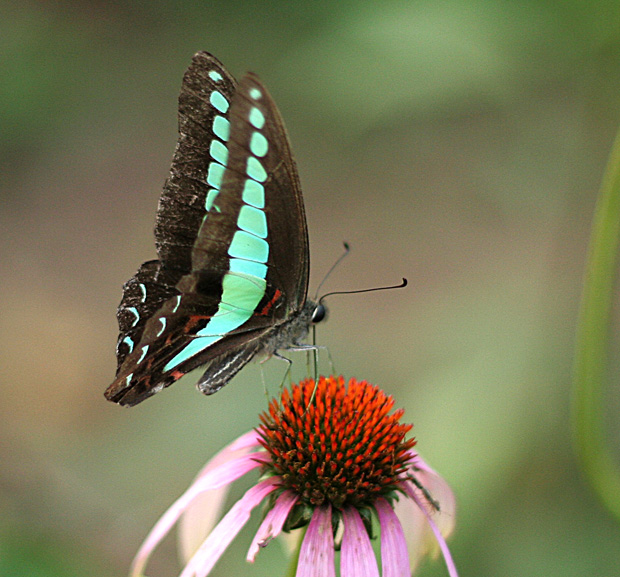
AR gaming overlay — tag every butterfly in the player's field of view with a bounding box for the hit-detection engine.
[105,52,325,407]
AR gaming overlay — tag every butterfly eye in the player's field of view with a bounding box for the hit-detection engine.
[311,303,327,324]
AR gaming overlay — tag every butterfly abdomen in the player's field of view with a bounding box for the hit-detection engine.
[196,298,318,395]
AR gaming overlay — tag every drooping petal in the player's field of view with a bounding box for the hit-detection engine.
[340,507,380,577]
[408,454,456,540]
[247,490,299,561]
[395,453,456,574]
[178,430,264,563]
[391,491,428,574]
[375,498,409,577]
[296,504,335,577]
[195,430,263,480]
[401,480,459,577]
[180,477,280,577]
[130,451,264,577]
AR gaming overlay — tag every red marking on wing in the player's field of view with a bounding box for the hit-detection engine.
[259,289,282,316]
[184,315,212,333]
[170,369,185,381]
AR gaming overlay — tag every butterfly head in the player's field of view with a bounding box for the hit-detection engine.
[311,301,328,324]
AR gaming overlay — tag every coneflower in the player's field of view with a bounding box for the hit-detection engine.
[130,376,457,577]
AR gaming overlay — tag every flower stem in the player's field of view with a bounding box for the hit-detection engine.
[572,123,620,523]
[284,527,307,577]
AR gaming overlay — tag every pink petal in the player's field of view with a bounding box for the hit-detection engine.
[296,505,335,577]
[247,490,299,561]
[194,430,262,481]
[396,453,456,571]
[180,477,280,577]
[340,507,379,577]
[401,481,459,577]
[178,431,264,562]
[375,498,409,577]
[391,494,429,573]
[130,451,264,577]
[410,455,457,540]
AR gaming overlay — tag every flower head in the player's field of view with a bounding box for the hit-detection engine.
[259,377,415,510]
[130,376,458,577]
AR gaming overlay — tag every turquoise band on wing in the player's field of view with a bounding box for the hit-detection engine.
[163,273,267,370]
[237,205,268,238]
[228,230,269,263]
[205,189,219,211]
[208,70,223,82]
[207,162,225,189]
[210,91,229,113]
[198,274,267,336]
[162,81,273,374]
[242,180,265,208]
[250,132,268,157]
[204,94,231,215]
[163,335,222,370]
[246,157,267,182]
[210,140,228,166]
[213,116,230,141]
[229,258,268,279]
[249,107,265,129]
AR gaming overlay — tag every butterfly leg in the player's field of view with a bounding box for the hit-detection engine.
[258,352,292,396]
[271,351,293,390]
[283,343,321,381]
[285,343,335,380]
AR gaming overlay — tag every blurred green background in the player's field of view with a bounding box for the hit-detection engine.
[2,1,620,576]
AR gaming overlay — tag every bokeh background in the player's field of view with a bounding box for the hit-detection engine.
[3,1,620,576]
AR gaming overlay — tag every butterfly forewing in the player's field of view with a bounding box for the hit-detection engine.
[192,72,310,323]
[235,73,309,314]
[186,73,312,394]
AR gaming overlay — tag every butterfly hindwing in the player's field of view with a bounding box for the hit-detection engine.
[115,260,176,372]
[155,52,236,280]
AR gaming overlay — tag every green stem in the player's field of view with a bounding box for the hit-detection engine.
[284,527,307,577]
[572,124,620,522]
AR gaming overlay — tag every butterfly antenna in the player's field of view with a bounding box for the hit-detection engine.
[318,278,408,305]
[313,242,351,300]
